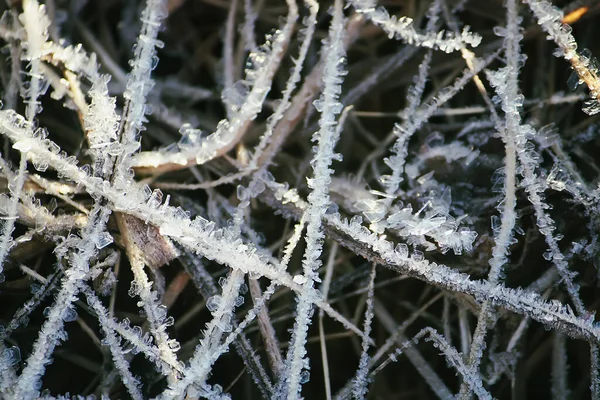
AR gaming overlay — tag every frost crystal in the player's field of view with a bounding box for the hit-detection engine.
[0,0,599,398]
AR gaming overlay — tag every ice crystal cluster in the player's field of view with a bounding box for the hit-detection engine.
[0,0,600,398]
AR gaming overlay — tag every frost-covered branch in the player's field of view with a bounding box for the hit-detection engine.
[280,0,346,397]
[1,1,599,397]
[116,0,168,177]
[348,0,481,52]
[459,0,520,396]
[523,0,600,114]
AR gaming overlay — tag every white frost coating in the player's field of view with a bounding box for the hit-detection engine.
[117,0,168,176]
[2,105,597,344]
[83,289,144,400]
[317,209,600,343]
[487,3,584,317]
[382,51,432,200]
[243,0,257,51]
[379,328,493,400]
[279,0,346,398]
[348,0,481,53]
[84,74,121,177]
[248,0,319,171]
[1,101,600,396]
[523,0,600,115]
[1,1,600,396]
[0,0,51,283]
[130,2,297,171]
[13,206,111,400]
[352,264,376,399]
[458,1,520,397]
[357,51,496,254]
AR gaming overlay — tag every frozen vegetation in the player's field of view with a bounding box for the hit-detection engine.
[0,0,600,398]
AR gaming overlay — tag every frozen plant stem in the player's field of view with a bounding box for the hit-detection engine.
[352,263,376,399]
[115,0,167,179]
[116,215,181,384]
[1,0,600,398]
[0,0,49,276]
[280,0,346,398]
[458,0,520,397]
[13,206,111,400]
[523,0,600,115]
